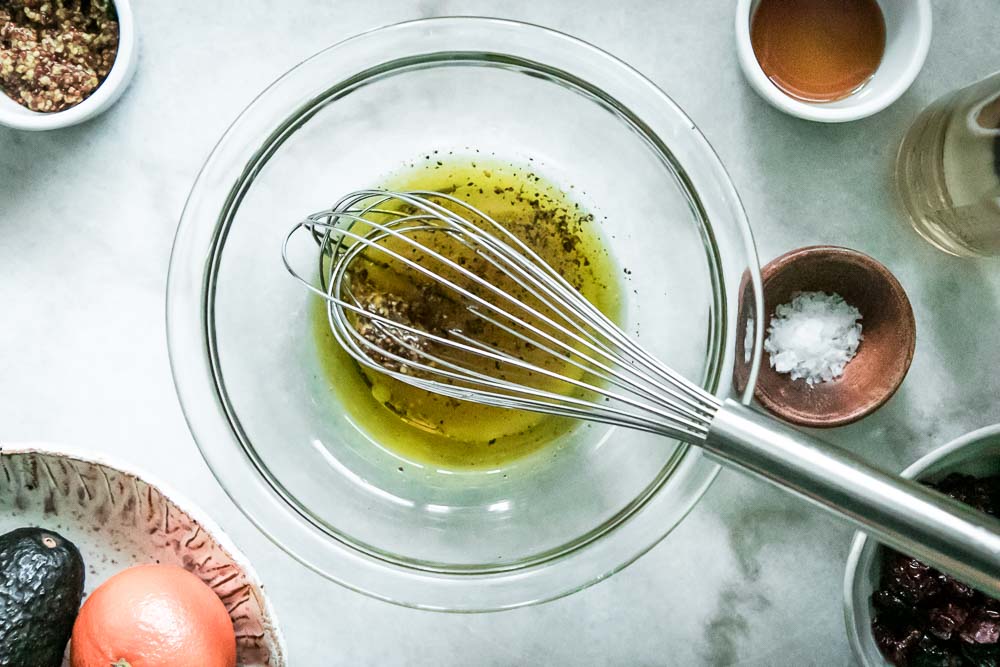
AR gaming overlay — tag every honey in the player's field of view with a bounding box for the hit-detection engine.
[313,156,623,469]
[751,0,886,103]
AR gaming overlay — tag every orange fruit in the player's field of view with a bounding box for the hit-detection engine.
[70,564,237,667]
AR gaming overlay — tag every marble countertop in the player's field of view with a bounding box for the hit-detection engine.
[2,1,999,664]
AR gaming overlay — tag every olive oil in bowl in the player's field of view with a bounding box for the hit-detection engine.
[314,156,623,469]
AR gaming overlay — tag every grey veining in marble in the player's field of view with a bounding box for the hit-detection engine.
[2,1,999,665]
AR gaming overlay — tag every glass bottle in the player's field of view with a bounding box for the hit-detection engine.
[895,72,1000,257]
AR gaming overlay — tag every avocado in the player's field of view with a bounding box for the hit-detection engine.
[0,528,85,667]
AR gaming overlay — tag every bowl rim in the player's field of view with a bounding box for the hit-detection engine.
[733,0,933,123]
[0,0,138,131]
[754,245,916,427]
[0,440,288,665]
[166,15,764,611]
[842,423,1000,666]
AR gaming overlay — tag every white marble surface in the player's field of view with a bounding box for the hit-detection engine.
[2,1,999,664]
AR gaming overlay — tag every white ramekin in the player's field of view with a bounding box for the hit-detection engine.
[0,0,137,131]
[735,0,932,123]
[843,424,1000,666]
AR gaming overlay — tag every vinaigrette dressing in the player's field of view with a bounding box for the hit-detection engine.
[313,156,623,469]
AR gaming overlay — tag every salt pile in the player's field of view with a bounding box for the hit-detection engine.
[763,291,863,386]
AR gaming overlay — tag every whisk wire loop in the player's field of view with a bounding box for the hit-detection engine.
[281,191,720,441]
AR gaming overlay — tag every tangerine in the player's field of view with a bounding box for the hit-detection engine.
[70,564,237,667]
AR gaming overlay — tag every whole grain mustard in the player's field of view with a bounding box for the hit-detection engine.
[0,0,119,112]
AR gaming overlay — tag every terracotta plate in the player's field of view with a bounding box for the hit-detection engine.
[0,443,287,666]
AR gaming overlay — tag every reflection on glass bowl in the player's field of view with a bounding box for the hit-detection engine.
[167,17,762,611]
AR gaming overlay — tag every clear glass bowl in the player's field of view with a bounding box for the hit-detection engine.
[167,17,762,611]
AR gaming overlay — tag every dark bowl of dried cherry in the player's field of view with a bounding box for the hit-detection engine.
[844,424,1000,666]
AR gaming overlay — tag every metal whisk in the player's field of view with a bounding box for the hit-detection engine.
[284,190,1000,595]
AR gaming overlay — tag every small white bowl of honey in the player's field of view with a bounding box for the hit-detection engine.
[735,0,932,123]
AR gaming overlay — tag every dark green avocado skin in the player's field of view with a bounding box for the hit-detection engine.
[0,528,85,667]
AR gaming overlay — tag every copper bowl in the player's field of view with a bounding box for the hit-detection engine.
[754,246,916,427]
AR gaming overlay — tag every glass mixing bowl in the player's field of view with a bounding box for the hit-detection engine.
[167,17,763,611]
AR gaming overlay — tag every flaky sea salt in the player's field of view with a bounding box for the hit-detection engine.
[763,291,862,386]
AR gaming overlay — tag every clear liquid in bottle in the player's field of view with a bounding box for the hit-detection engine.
[895,72,1000,257]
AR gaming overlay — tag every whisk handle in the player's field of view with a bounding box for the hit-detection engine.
[706,399,1000,597]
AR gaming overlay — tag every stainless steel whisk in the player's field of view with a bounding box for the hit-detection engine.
[284,190,1000,595]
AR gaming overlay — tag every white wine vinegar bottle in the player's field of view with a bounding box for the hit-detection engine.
[896,72,1000,257]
